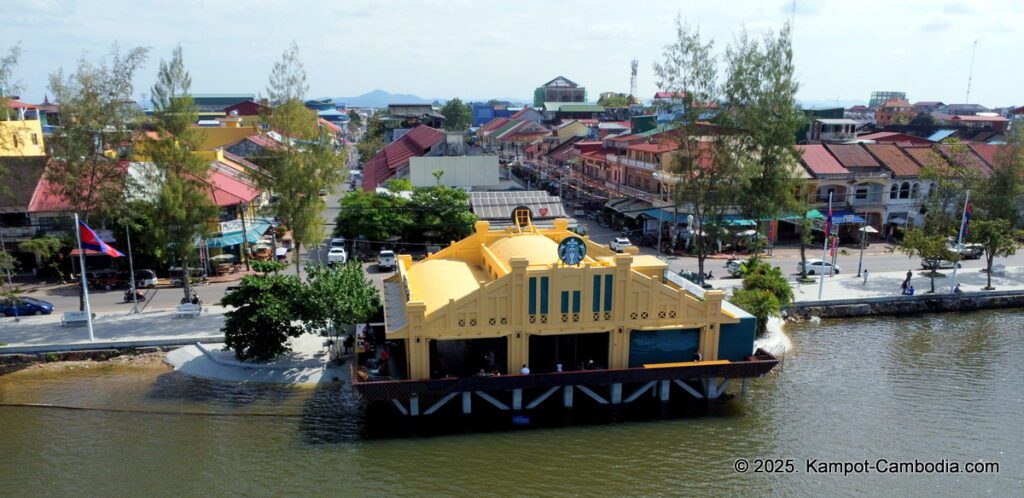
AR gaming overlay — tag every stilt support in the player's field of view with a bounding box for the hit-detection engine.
[409,394,420,417]
[673,379,704,399]
[563,385,574,409]
[423,392,458,415]
[475,391,509,411]
[462,391,472,415]
[527,386,560,410]
[610,383,622,404]
[659,380,670,402]
[576,385,609,405]
[512,388,523,411]
[391,399,409,416]
[742,378,749,396]
[624,381,657,403]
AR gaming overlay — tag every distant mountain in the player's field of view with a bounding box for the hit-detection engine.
[334,90,433,108]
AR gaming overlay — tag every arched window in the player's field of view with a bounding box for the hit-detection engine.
[899,181,911,199]
[890,183,899,199]
[911,183,920,199]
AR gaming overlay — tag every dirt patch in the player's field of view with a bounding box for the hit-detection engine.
[2,352,171,376]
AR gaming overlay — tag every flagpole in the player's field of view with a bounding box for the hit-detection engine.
[950,190,969,293]
[126,225,138,314]
[817,192,832,300]
[74,214,95,342]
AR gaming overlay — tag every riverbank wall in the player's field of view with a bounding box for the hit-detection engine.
[784,289,1024,319]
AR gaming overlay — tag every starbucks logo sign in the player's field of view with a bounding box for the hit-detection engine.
[557,236,587,266]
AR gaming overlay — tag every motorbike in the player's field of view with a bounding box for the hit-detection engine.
[123,289,145,303]
[180,291,202,307]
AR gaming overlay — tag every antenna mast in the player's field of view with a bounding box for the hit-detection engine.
[629,58,638,103]
[965,39,978,104]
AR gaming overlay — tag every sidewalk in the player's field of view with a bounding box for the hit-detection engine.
[730,266,1024,303]
[165,333,347,386]
[0,306,227,349]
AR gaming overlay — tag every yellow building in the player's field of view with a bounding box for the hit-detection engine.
[380,216,763,381]
[555,120,590,145]
[0,118,45,157]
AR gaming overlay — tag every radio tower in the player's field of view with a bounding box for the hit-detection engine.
[629,59,638,103]
[965,39,978,104]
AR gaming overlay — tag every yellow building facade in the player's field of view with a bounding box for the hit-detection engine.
[383,218,755,381]
[0,118,45,156]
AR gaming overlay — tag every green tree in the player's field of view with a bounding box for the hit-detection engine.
[0,43,22,162]
[919,140,981,235]
[597,93,631,107]
[221,264,306,361]
[899,227,957,293]
[0,251,16,274]
[976,127,1024,227]
[723,23,804,233]
[410,186,477,242]
[18,236,64,282]
[730,289,779,337]
[968,219,1018,290]
[387,178,412,192]
[440,97,471,131]
[334,190,413,242]
[148,46,219,302]
[46,44,149,223]
[347,109,362,134]
[355,135,384,164]
[653,18,743,283]
[259,43,347,276]
[432,168,444,186]
[304,261,380,348]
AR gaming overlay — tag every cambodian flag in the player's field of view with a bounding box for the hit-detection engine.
[960,199,971,240]
[79,220,124,258]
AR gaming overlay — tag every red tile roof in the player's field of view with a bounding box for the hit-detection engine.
[937,144,991,176]
[207,169,261,206]
[968,143,1001,168]
[902,146,947,171]
[28,161,130,213]
[627,141,679,154]
[318,118,342,133]
[865,144,921,177]
[949,115,1009,123]
[362,125,445,191]
[796,145,850,176]
[510,107,534,119]
[824,144,880,168]
[857,132,932,145]
[654,91,686,99]
[479,117,510,134]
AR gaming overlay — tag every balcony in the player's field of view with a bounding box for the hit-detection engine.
[605,153,657,171]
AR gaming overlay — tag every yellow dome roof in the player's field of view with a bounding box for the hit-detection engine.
[488,234,560,266]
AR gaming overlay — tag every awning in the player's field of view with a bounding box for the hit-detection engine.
[830,211,866,225]
[204,220,271,248]
[723,214,756,227]
[779,209,825,221]
[641,208,690,224]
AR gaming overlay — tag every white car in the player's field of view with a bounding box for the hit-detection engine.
[797,259,841,275]
[330,237,346,248]
[378,250,396,272]
[609,237,632,253]
[327,247,348,265]
[921,258,961,270]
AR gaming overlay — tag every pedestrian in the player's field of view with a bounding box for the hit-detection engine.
[862,269,869,285]
[520,364,530,375]
[555,362,563,372]
[901,279,909,294]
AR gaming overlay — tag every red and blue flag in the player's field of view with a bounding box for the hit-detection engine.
[79,220,124,258]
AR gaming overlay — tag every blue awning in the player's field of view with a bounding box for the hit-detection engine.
[723,214,756,227]
[830,211,866,225]
[641,208,690,224]
[204,220,271,248]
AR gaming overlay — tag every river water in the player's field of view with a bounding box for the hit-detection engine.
[1,311,1022,496]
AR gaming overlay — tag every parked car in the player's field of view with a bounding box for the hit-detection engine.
[1,297,54,316]
[328,247,348,265]
[330,237,346,248]
[797,259,841,275]
[725,259,750,278]
[921,259,961,270]
[609,237,633,253]
[956,243,983,260]
[377,250,396,272]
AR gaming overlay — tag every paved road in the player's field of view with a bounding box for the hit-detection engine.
[572,216,1024,279]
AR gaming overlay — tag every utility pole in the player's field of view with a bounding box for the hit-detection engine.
[1,231,19,322]
[965,40,978,104]
[239,201,251,271]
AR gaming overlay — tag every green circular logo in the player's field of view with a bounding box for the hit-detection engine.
[558,236,587,266]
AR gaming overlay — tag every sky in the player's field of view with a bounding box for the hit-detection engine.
[3,0,1022,107]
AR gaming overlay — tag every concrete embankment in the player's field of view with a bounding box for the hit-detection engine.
[784,289,1024,319]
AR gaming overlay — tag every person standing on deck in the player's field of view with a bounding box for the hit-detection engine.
[863,269,869,285]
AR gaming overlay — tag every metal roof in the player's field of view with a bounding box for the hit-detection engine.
[469,191,566,220]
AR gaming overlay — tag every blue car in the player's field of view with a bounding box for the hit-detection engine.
[0,297,54,317]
